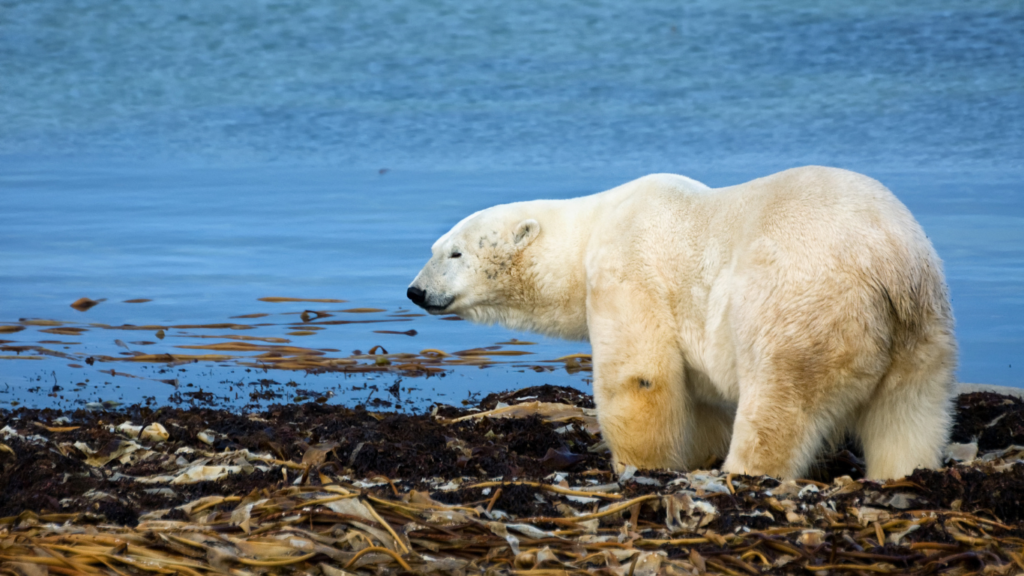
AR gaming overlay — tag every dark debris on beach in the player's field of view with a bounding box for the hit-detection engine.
[1,387,1023,575]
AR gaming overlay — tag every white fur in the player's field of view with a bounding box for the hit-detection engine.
[409,166,957,479]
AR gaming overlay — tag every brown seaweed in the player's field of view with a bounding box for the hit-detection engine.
[1,389,1023,574]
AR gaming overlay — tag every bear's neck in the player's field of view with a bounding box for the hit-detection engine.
[501,199,594,342]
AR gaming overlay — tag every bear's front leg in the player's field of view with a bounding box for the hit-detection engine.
[586,283,693,472]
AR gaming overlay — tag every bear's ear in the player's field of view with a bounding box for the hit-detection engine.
[512,219,540,246]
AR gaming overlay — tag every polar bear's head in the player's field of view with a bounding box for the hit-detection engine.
[407,206,540,324]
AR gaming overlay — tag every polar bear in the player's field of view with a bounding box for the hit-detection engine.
[408,166,956,480]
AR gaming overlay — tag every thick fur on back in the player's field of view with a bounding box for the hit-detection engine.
[409,166,956,479]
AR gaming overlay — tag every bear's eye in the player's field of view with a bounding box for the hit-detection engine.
[450,251,462,259]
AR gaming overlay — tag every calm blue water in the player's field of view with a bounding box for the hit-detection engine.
[1,0,1022,408]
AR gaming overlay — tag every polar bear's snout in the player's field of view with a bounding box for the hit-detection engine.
[406,286,426,306]
[406,283,455,313]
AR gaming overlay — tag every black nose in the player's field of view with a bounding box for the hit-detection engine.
[407,286,426,305]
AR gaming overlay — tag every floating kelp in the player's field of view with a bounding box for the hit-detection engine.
[0,300,591,382]
[258,297,349,303]
[69,297,105,311]
[0,388,1023,574]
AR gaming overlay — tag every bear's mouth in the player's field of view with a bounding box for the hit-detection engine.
[407,286,455,313]
[422,296,455,314]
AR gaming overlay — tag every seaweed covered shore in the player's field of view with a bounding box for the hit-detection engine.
[1,386,1023,575]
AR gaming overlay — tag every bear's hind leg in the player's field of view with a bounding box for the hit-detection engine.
[855,343,955,479]
[722,356,875,479]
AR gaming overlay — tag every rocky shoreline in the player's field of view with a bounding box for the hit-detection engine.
[1,385,1022,574]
